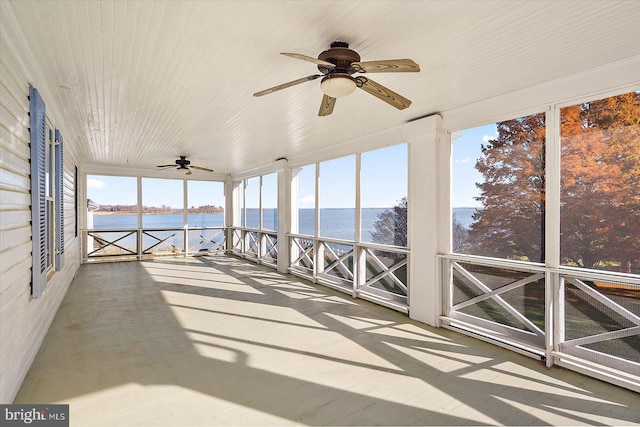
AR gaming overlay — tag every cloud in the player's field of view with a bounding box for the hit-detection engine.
[482,134,495,143]
[87,178,106,189]
[300,194,315,206]
[454,157,470,164]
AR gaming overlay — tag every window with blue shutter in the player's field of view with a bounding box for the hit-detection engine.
[30,87,47,297]
[55,129,65,271]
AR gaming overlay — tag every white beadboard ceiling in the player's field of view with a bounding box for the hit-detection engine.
[6,0,640,175]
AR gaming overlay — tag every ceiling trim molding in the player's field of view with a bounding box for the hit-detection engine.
[287,125,405,168]
[80,163,225,182]
[442,54,640,133]
[229,123,407,181]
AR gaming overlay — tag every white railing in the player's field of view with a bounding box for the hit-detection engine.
[289,233,409,311]
[229,227,278,267]
[82,227,226,261]
[556,269,640,379]
[439,253,640,390]
[440,254,547,354]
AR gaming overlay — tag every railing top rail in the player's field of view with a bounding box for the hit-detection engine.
[287,232,315,240]
[309,236,355,246]
[82,226,226,233]
[438,253,546,273]
[186,226,226,230]
[439,253,640,284]
[555,266,640,285]
[83,228,139,233]
[230,226,277,235]
[288,233,409,253]
[359,241,409,254]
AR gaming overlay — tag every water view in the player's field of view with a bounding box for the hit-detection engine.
[93,208,419,241]
[93,208,475,241]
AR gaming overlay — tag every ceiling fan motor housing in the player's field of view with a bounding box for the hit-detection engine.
[176,156,191,168]
[317,41,361,75]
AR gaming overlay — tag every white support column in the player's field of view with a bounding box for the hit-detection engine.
[79,169,88,264]
[137,176,143,260]
[315,162,320,237]
[354,152,362,297]
[137,176,143,229]
[290,167,301,267]
[545,107,561,270]
[290,167,300,235]
[224,175,234,252]
[183,178,188,256]
[258,176,264,230]
[404,114,445,327]
[439,131,453,319]
[276,159,290,273]
[224,175,233,228]
[314,162,321,281]
[546,106,562,366]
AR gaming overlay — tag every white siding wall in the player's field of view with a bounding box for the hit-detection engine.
[0,34,80,403]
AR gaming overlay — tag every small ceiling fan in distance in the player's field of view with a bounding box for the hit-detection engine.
[253,41,420,116]
[156,156,214,175]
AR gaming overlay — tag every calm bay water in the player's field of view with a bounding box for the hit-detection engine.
[92,208,476,242]
[93,209,386,241]
[452,207,476,228]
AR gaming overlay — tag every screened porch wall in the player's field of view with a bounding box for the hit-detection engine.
[1,12,637,402]
[226,56,640,391]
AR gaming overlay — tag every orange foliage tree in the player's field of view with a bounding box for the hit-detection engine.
[560,92,640,272]
[469,112,546,262]
[469,92,639,273]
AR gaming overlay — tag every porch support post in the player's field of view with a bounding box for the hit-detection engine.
[404,114,447,327]
[224,175,234,252]
[276,158,290,273]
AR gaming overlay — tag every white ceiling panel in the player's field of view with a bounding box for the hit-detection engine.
[6,0,640,175]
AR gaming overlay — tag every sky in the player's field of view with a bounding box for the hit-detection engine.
[87,135,487,210]
[87,175,225,208]
[296,143,408,209]
[451,123,497,208]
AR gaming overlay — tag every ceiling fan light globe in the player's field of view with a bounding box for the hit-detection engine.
[321,75,356,98]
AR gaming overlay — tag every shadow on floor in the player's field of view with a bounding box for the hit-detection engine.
[15,255,640,425]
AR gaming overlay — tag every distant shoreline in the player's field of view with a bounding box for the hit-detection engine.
[93,211,137,216]
[93,211,223,216]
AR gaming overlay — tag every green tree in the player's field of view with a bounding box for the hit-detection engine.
[452,214,469,253]
[370,197,407,248]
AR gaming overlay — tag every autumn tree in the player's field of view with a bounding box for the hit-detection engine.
[469,92,640,273]
[559,92,640,272]
[469,113,546,262]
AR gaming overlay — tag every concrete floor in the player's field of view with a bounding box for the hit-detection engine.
[15,255,640,426]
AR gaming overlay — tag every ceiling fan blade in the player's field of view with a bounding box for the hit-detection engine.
[186,169,192,176]
[356,76,411,110]
[191,165,214,173]
[352,59,420,73]
[281,52,336,69]
[318,94,336,117]
[253,75,322,97]
[156,164,175,168]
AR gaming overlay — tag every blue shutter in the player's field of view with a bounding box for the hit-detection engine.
[55,129,65,271]
[30,87,47,297]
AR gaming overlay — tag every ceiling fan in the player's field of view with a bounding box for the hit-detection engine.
[253,41,420,116]
[156,156,214,175]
